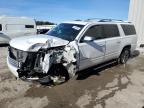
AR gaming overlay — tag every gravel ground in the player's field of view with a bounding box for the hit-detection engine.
[0,46,144,108]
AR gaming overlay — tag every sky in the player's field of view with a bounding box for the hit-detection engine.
[0,0,130,23]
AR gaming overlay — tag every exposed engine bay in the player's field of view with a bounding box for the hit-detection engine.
[8,45,77,84]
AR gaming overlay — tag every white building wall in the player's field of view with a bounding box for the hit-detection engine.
[128,0,144,46]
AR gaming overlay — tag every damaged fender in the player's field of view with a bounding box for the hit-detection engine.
[63,45,77,78]
[41,42,78,78]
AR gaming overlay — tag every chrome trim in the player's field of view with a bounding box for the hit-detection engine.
[8,56,18,68]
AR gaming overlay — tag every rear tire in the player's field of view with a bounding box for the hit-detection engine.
[119,48,130,64]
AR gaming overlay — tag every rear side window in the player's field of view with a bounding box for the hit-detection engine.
[25,25,34,28]
[121,24,136,35]
[103,24,120,38]
[0,24,2,31]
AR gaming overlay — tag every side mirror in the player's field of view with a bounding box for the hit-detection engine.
[83,36,94,42]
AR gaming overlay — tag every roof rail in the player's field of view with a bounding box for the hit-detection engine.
[85,18,131,23]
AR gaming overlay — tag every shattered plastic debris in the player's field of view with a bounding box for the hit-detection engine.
[51,76,66,85]
[42,54,51,73]
[63,45,77,78]
[42,44,77,78]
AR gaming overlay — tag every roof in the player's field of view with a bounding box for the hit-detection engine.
[0,16,34,21]
[63,21,89,25]
[0,16,35,24]
[63,19,132,25]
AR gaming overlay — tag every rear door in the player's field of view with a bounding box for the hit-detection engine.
[103,24,121,61]
[78,25,106,70]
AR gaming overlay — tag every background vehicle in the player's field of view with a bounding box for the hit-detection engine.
[37,25,56,34]
[0,16,37,44]
[7,19,137,84]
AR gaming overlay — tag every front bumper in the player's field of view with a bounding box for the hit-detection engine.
[7,46,40,79]
[7,56,40,80]
[7,56,19,77]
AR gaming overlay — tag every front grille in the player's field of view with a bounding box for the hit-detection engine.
[8,56,18,67]
[8,47,37,68]
[8,47,45,78]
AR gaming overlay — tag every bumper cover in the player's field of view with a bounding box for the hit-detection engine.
[7,56,18,77]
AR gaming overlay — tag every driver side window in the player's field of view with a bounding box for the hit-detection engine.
[81,25,104,42]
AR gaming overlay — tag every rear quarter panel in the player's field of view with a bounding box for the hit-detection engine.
[118,23,137,54]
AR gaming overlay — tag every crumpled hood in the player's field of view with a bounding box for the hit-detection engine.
[10,34,69,51]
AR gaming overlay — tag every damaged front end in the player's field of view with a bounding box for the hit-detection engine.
[8,43,78,84]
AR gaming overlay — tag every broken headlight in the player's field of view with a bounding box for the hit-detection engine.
[17,50,28,62]
[9,47,28,62]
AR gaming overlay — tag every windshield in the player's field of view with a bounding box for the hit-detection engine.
[47,23,84,41]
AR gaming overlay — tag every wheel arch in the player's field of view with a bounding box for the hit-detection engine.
[48,63,70,80]
[120,45,131,55]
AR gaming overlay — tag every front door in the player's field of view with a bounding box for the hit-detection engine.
[78,25,106,70]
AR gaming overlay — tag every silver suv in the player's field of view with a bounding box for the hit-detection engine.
[7,19,137,84]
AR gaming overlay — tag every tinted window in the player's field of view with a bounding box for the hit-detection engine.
[47,23,84,41]
[0,24,2,31]
[121,24,136,35]
[83,25,104,40]
[25,25,34,28]
[103,24,120,38]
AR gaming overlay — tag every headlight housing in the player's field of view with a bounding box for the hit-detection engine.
[9,47,28,62]
[17,51,28,62]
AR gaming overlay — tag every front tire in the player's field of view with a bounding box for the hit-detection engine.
[119,48,130,64]
[49,64,69,84]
